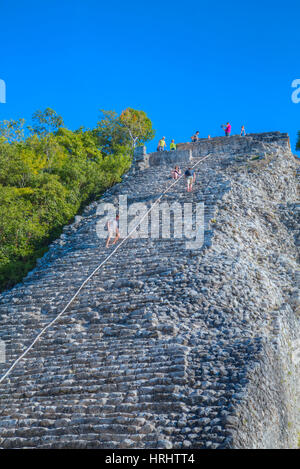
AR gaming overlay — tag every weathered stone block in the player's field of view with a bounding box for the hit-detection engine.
[148,149,192,167]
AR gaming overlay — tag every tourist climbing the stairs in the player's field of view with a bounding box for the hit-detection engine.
[185,167,196,192]
[105,214,120,248]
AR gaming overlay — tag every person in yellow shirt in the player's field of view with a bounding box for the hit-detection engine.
[170,139,176,151]
[157,136,166,151]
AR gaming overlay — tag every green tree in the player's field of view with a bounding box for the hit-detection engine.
[0,106,150,291]
[296,131,300,151]
[30,108,64,137]
[94,110,130,156]
[95,108,154,155]
[0,118,26,143]
[0,139,35,187]
[120,108,155,148]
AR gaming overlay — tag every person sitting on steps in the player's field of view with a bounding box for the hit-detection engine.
[171,165,181,180]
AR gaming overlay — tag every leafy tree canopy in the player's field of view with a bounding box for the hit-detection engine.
[29,108,64,137]
[120,108,155,148]
[0,106,154,291]
[0,118,26,143]
[95,108,155,156]
[296,131,300,151]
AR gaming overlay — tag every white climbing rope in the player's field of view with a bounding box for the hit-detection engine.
[0,152,212,385]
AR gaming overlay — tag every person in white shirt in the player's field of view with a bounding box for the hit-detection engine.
[106,214,120,248]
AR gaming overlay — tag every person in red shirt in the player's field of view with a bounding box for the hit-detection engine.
[224,122,231,136]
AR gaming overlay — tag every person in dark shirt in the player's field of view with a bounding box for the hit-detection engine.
[185,167,196,192]
[191,131,200,142]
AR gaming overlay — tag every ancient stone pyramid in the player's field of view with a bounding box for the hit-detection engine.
[0,132,299,448]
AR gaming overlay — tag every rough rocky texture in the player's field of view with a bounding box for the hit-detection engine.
[176,131,291,158]
[131,146,192,171]
[0,132,299,449]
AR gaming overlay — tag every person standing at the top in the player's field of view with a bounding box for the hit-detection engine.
[224,122,231,136]
[191,131,200,142]
[157,137,167,151]
[170,139,176,151]
[240,125,246,136]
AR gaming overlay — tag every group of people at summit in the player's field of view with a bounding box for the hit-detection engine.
[105,123,247,248]
[156,123,246,151]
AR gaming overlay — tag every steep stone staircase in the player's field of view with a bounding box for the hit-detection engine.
[0,138,299,449]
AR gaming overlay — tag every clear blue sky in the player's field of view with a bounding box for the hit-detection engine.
[1,0,299,154]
